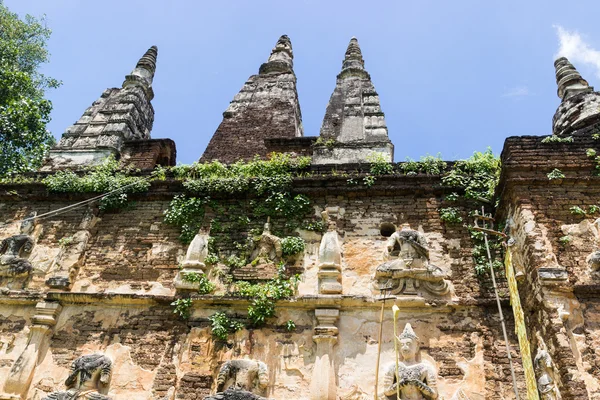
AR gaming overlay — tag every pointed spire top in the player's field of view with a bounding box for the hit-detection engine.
[136,45,158,75]
[398,323,419,341]
[342,37,365,71]
[123,45,158,100]
[554,56,591,100]
[259,35,294,74]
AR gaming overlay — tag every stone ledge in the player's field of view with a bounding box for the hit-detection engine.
[0,291,509,310]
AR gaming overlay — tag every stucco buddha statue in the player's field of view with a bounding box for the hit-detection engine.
[43,354,113,399]
[374,224,449,297]
[381,323,439,400]
[248,218,282,268]
[0,212,36,287]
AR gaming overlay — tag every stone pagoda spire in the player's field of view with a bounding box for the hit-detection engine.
[554,57,591,100]
[42,46,159,170]
[123,45,158,100]
[313,37,393,164]
[552,57,600,136]
[200,35,304,163]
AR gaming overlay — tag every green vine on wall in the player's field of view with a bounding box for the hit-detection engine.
[42,156,153,211]
[440,149,504,279]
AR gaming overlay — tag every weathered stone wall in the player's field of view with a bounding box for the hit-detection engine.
[497,131,600,399]
[0,170,526,399]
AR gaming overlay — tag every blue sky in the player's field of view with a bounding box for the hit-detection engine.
[6,0,600,164]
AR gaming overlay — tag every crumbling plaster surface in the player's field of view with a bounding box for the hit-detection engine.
[3,303,516,400]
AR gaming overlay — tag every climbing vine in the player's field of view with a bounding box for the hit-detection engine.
[209,312,244,341]
[42,156,153,211]
[233,265,298,326]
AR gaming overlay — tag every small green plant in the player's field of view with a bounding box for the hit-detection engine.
[586,148,597,157]
[346,178,358,186]
[593,133,600,140]
[444,192,459,202]
[439,207,463,224]
[301,220,326,232]
[182,272,215,295]
[547,169,565,180]
[58,236,74,247]
[285,319,296,331]
[558,235,572,245]
[367,153,394,176]
[314,137,336,149]
[589,205,600,214]
[363,175,376,187]
[171,298,193,319]
[541,135,573,143]
[205,253,219,265]
[400,154,447,175]
[235,265,298,326]
[225,254,246,269]
[281,236,305,257]
[208,312,244,341]
[570,206,587,216]
[585,148,600,175]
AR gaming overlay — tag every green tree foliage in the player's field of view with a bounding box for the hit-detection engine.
[0,3,60,177]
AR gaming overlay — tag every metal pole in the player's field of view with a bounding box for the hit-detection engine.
[481,208,520,399]
[374,293,386,400]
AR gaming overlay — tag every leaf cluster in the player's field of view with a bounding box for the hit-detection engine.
[209,312,244,341]
[234,267,297,326]
[442,149,500,202]
[42,156,150,211]
[281,236,305,257]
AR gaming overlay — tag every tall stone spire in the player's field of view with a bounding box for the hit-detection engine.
[123,45,158,100]
[342,37,366,72]
[259,35,293,74]
[42,46,159,170]
[552,57,600,136]
[313,37,393,164]
[554,57,591,100]
[200,35,304,163]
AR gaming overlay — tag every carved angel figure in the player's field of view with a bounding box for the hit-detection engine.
[381,324,438,400]
[0,213,36,278]
[43,354,112,400]
[534,346,561,400]
[216,359,269,396]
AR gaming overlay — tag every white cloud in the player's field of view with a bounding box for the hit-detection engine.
[554,25,600,78]
[502,86,530,97]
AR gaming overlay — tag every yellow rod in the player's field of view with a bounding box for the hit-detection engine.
[374,298,386,400]
[392,304,400,400]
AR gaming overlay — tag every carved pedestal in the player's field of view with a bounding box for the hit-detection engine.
[0,302,62,400]
[317,227,342,294]
[174,230,209,290]
[310,309,339,400]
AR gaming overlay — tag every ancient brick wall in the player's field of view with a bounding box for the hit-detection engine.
[0,168,528,399]
[497,131,600,399]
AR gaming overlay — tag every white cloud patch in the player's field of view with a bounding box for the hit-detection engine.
[502,86,530,97]
[554,25,600,78]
